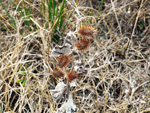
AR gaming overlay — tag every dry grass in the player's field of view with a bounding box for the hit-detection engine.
[0,0,150,113]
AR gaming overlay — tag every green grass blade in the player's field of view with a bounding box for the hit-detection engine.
[22,79,27,85]
[52,0,59,33]
[0,0,16,28]
[63,10,74,33]
[58,0,65,18]
[23,0,30,27]
[41,0,46,23]
[0,25,7,31]
[42,2,46,14]
[47,0,52,22]
[59,13,65,31]
[58,0,65,30]
[52,0,55,22]
[10,0,33,30]
[56,0,59,16]
[9,0,24,16]
[53,0,65,31]
[99,0,104,13]
[28,3,31,15]
[17,79,25,83]
[18,71,27,75]
[96,0,104,22]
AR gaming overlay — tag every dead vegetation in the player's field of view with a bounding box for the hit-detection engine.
[0,0,150,113]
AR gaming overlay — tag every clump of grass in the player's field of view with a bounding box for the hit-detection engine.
[0,0,16,29]
[43,0,73,43]
[0,0,72,43]
[46,0,66,43]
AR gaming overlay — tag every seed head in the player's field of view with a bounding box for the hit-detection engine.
[57,55,70,68]
[75,38,91,52]
[52,69,65,78]
[78,25,95,38]
[67,71,78,82]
